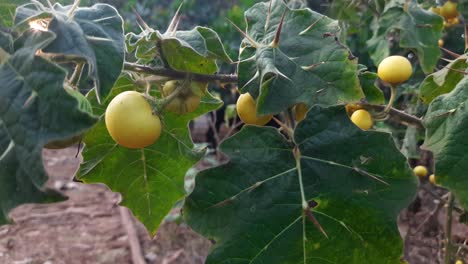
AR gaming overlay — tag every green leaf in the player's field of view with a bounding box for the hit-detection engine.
[127,26,231,73]
[0,0,28,27]
[419,55,468,104]
[0,30,98,224]
[185,105,417,263]
[15,3,125,102]
[367,0,443,74]
[79,75,223,235]
[238,0,363,116]
[423,76,468,209]
[162,26,232,72]
[359,72,385,104]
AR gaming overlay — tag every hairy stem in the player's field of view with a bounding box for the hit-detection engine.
[124,62,238,84]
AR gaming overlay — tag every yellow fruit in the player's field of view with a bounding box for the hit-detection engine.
[350,109,373,131]
[236,93,273,126]
[455,260,463,264]
[448,17,460,25]
[440,1,458,19]
[413,165,428,177]
[377,56,413,85]
[162,80,201,114]
[294,103,308,122]
[438,39,444,47]
[429,174,436,184]
[105,91,161,149]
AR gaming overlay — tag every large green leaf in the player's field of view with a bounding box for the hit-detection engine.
[367,0,443,74]
[185,105,417,263]
[14,3,125,102]
[419,55,468,104]
[423,76,468,209]
[238,0,363,116]
[79,75,223,235]
[0,30,98,224]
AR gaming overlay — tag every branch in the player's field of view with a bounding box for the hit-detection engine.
[124,62,238,84]
[360,103,424,129]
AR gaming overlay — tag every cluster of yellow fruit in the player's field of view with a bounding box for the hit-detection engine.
[236,55,414,133]
[349,55,413,131]
[413,165,436,184]
[105,80,207,149]
[431,1,460,27]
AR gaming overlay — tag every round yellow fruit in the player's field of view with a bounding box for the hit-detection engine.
[429,174,436,184]
[105,91,162,149]
[413,165,428,177]
[294,103,308,122]
[162,80,201,114]
[236,93,273,126]
[448,17,460,25]
[455,260,463,264]
[377,56,413,85]
[440,1,458,19]
[350,109,373,130]
[438,39,444,47]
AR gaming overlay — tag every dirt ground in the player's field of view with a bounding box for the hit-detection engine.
[0,123,467,263]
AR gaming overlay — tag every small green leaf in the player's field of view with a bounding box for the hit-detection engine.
[423,76,468,209]
[238,0,363,116]
[185,105,417,263]
[80,75,223,235]
[161,26,231,74]
[419,56,468,104]
[360,72,385,104]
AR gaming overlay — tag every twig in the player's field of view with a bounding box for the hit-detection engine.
[444,193,455,264]
[359,103,424,128]
[69,62,84,87]
[124,62,238,84]
[119,207,146,264]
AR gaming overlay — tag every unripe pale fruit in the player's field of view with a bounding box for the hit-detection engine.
[294,103,308,122]
[236,93,273,126]
[105,91,162,149]
[438,39,444,47]
[429,174,436,184]
[350,109,373,130]
[162,80,201,114]
[440,1,458,19]
[377,56,413,85]
[413,165,428,177]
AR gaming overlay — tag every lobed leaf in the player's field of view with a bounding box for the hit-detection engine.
[79,75,223,234]
[0,30,98,224]
[237,0,363,116]
[185,105,417,263]
[423,76,468,209]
